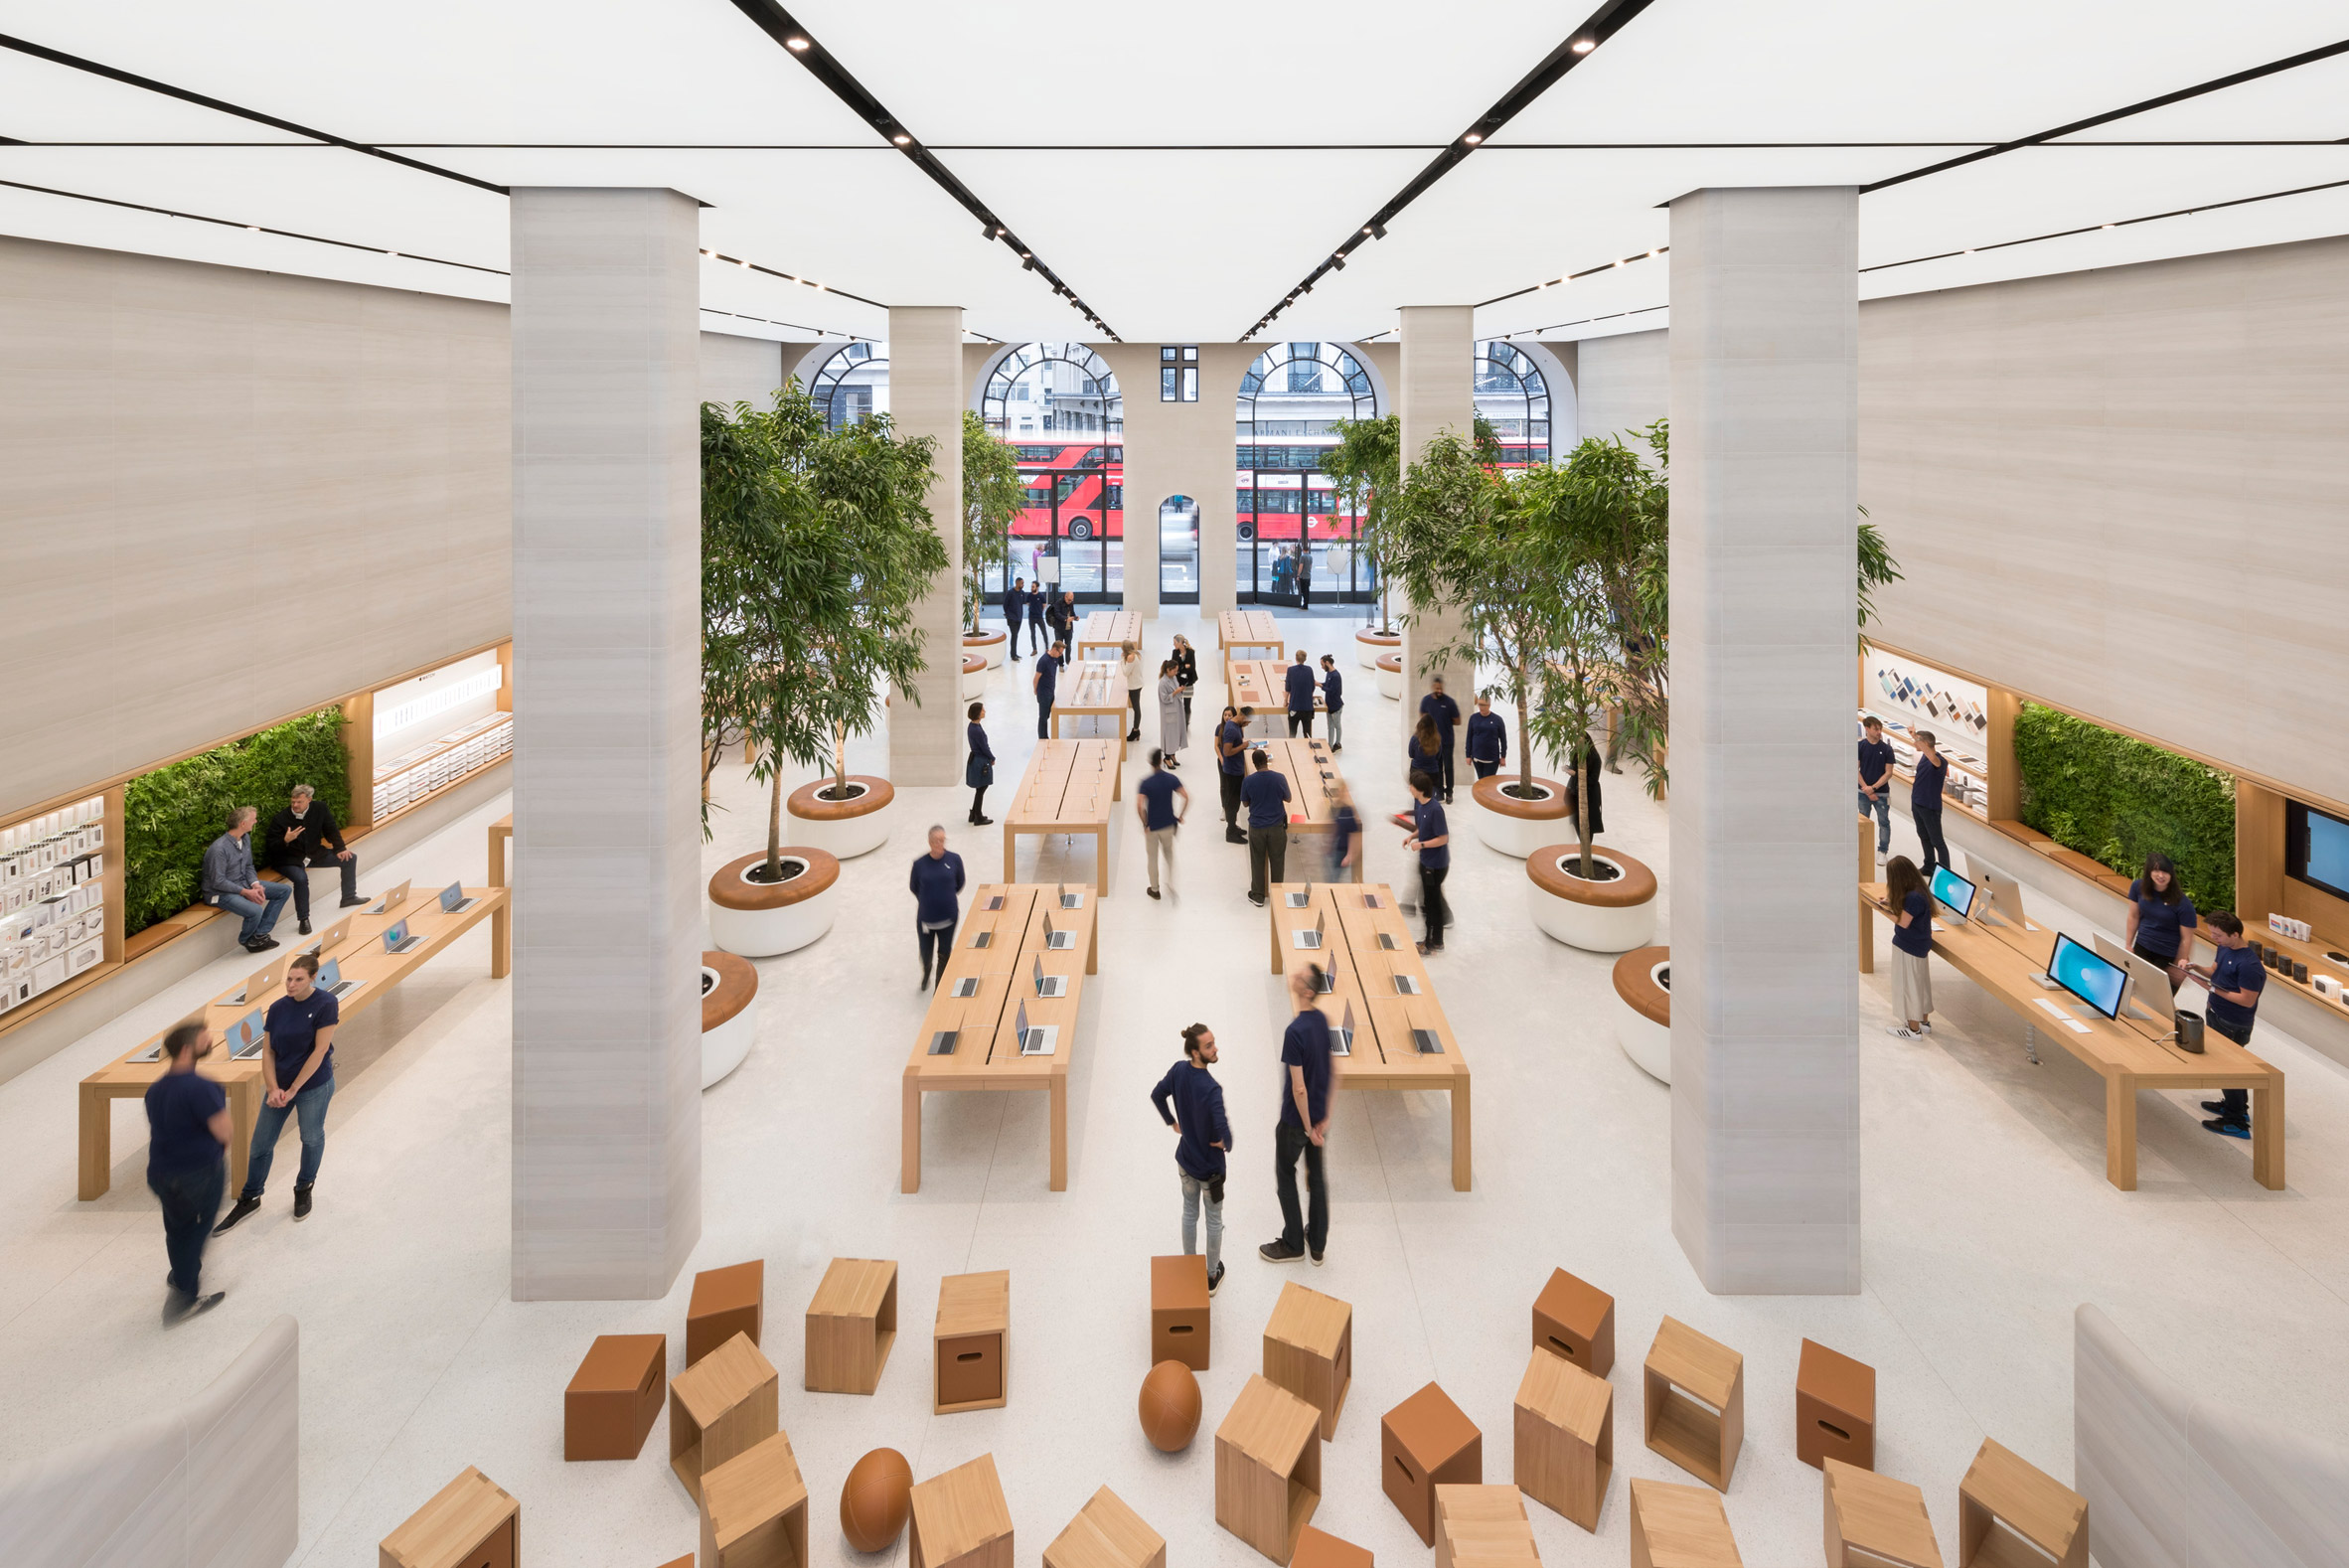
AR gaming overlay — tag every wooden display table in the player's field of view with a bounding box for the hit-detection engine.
[1266,881,1473,1190]
[1232,738,1356,879]
[1049,661,1131,762]
[1857,879,2284,1191]
[1226,660,1322,737]
[903,883,1098,1192]
[78,883,510,1199]
[1218,608,1283,662]
[1075,609,1142,663]
[1005,739,1119,892]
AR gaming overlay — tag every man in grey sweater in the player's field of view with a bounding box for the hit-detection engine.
[203,806,291,952]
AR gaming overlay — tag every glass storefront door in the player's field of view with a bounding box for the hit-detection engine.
[1238,470,1369,605]
[1160,496,1199,603]
[1006,466,1124,606]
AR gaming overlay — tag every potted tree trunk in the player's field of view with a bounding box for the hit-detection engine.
[961,410,1021,669]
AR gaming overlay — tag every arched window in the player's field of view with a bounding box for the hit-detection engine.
[807,340,887,430]
[982,345,1126,603]
[1474,340,1551,468]
[1234,343,1378,605]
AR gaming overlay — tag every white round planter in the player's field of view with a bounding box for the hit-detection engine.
[1527,848,1658,952]
[1612,949,1671,1085]
[1356,631,1400,670]
[965,631,1007,669]
[787,777,895,861]
[960,656,988,701]
[707,852,839,957]
[1375,656,1402,701]
[1471,776,1569,859]
[700,958,758,1088]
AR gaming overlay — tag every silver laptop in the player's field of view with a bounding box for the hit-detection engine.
[971,927,994,948]
[1057,882,1083,910]
[1043,911,1074,950]
[1412,1026,1444,1055]
[438,879,478,915]
[1016,999,1057,1056]
[316,957,362,1000]
[302,916,354,957]
[1394,974,1421,996]
[369,879,412,917]
[129,1010,210,1064]
[927,1028,959,1055]
[950,975,980,998]
[1331,999,1354,1057]
[225,952,289,1006]
[1377,932,1400,951]
[1032,955,1067,999]
[2093,932,2173,1025]
[1293,909,1326,951]
[1286,882,1314,909]
[382,917,423,955]
[1361,891,1382,909]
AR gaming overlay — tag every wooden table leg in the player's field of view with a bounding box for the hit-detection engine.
[1003,823,1017,883]
[1048,1071,1068,1191]
[901,1071,923,1193]
[2105,1073,2137,1190]
[490,899,511,980]
[1097,825,1110,896]
[1858,895,1874,975]
[78,1082,111,1200]
[2252,1077,2285,1189]
[1451,1071,1473,1192]
[488,824,503,887]
[227,1078,258,1196]
[1270,899,1282,974]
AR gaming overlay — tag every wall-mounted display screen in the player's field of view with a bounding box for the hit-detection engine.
[2286,800,2349,905]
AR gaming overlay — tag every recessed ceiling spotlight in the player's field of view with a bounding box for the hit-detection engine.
[892,133,910,145]
[2102,223,2114,230]
[700,248,711,256]
[785,35,811,50]
[1463,132,1483,145]
[245,225,259,233]
[1613,257,1625,267]
[1962,247,1974,255]
[1571,37,1595,53]
[739,256,750,266]
[1646,247,1659,257]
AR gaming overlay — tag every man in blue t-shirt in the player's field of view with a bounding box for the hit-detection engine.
[214,952,340,1234]
[1240,749,1293,908]
[145,1019,231,1323]
[1856,716,1896,862]
[1260,965,1332,1265]
[1403,770,1452,952]
[1216,706,1252,844]
[1909,729,1951,875]
[2188,910,2266,1140]
[1136,749,1188,901]
[1031,640,1064,740]
[1318,655,1345,752]
[1419,680,1462,802]
[1284,650,1317,738]
[1151,1022,1231,1290]
[1002,575,1027,658]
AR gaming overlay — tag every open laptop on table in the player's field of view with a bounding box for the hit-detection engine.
[300,916,354,958]
[1031,955,1067,999]
[221,952,288,1007]
[381,917,423,955]
[367,879,412,917]
[1331,998,1354,1057]
[1285,881,1314,909]
[438,880,479,915]
[1042,911,1074,950]
[316,957,363,1001]
[225,1008,268,1059]
[1015,999,1057,1056]
[1293,909,1326,951]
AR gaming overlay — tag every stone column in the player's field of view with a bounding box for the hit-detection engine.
[1397,307,1475,706]
[509,188,702,1300]
[1666,186,1861,1295]
[887,306,965,786]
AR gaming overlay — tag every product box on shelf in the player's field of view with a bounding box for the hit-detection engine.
[2268,912,2313,944]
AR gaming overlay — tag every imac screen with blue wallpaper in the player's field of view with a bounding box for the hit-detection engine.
[2287,800,2349,903]
[1930,864,1978,920]
[2049,932,2128,1019]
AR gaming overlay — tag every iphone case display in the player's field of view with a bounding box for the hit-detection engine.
[1860,651,1990,816]
[0,796,108,1013]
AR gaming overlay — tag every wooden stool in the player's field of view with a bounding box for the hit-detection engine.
[1531,1268,1615,1377]
[909,1453,1014,1568]
[689,1260,765,1366]
[700,1431,809,1568]
[1150,1255,1211,1369]
[1434,1484,1538,1568]
[658,1557,694,1568]
[1291,1524,1372,1568]
[1263,1281,1352,1439]
[1958,1438,2087,1568]
[1643,1317,1744,1491]
[1214,1373,1324,1563]
[935,1269,1010,1413]
[563,1333,666,1461]
[670,1332,780,1502]
[1042,1485,1166,1568]
[1513,1343,1612,1531]
[806,1257,898,1394]
[1628,1479,1741,1568]
[1797,1339,1876,1471]
[380,1466,519,1568]
[1381,1381,1483,1545]
[1824,1458,1942,1568]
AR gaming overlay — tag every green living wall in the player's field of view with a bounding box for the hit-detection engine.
[123,707,351,936]
[2012,701,2234,909]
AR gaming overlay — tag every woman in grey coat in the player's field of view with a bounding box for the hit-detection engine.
[1157,660,1189,767]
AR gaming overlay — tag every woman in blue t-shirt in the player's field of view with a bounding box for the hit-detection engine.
[2124,851,2196,992]
[1883,855,1936,1038]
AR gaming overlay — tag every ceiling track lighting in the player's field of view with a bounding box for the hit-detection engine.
[1570,37,1595,53]
[785,35,811,50]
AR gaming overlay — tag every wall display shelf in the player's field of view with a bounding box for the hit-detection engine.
[344,643,513,832]
[1859,643,2001,821]
[0,792,124,1022]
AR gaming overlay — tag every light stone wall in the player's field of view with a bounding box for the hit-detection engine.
[698,331,792,412]
[1567,328,1669,448]
[1397,307,1476,713]
[1095,342,1256,619]
[887,307,965,786]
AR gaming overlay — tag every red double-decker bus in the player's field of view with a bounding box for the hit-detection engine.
[1009,441,1124,543]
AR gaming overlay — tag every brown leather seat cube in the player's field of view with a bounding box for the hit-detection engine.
[688,1260,765,1367]
[1380,1382,1482,1545]
[1796,1338,1876,1472]
[563,1333,666,1461]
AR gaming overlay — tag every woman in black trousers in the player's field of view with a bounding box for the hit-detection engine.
[1171,635,1200,726]
[965,702,995,826]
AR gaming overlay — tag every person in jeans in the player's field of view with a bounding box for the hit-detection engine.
[1241,748,1293,908]
[1910,728,1952,875]
[1418,678,1461,802]
[1151,1022,1230,1292]
[1857,716,1895,862]
[1465,696,1506,780]
[1032,639,1064,740]
[213,952,339,1233]
[1123,642,1146,742]
[1216,706,1251,844]
[1137,749,1187,901]
[1319,655,1345,752]
[1003,575,1028,658]
[1260,964,1331,1266]
[966,702,995,827]
[1284,649,1317,738]
[265,784,365,936]
[1881,855,1935,1038]
[2125,851,2196,990]
[2188,910,2265,1140]
[909,825,965,992]
[1402,770,1451,953]
[1025,578,1047,654]
[146,1019,231,1323]
[203,806,290,953]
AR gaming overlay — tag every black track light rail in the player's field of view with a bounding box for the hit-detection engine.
[1243,0,1653,340]
[723,0,1120,339]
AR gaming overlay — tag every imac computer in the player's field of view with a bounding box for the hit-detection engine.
[1961,855,2029,929]
[1930,864,1979,922]
[2048,932,2129,1020]
[2092,933,2175,1026]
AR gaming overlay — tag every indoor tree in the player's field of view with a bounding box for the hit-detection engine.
[961,409,1022,634]
[1323,414,1399,631]
[699,384,946,881]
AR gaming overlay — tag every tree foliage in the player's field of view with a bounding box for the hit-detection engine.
[960,410,1022,633]
[1322,414,1399,628]
[701,385,946,873]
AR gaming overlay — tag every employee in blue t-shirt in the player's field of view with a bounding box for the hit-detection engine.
[2187,910,2265,1140]
[1857,716,1896,861]
[1403,769,1451,953]
[1882,855,1936,1038]
[1240,749,1293,907]
[910,826,967,992]
[1216,706,1251,843]
[1465,696,1507,780]
[1419,680,1462,802]
[1318,655,1345,753]
[1150,1022,1231,1290]
[145,1019,232,1323]
[1284,650,1318,738]
[1002,576,1027,659]
[1031,640,1064,740]
[2124,852,2196,990]
[215,952,340,1235]
[1137,749,1188,901]
[1259,965,1332,1265]
[1909,729,1952,875]
[1328,779,1361,883]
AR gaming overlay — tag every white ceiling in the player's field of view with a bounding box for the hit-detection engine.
[2,0,2343,345]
